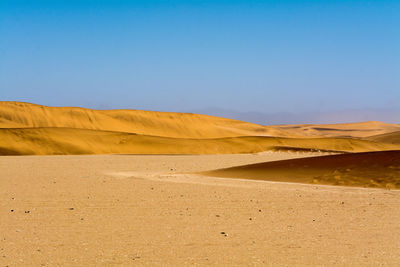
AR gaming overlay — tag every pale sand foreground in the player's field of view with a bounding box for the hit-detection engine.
[1,152,399,266]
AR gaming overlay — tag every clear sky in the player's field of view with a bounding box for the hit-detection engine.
[1,0,399,114]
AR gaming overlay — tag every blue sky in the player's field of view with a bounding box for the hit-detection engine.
[1,0,399,115]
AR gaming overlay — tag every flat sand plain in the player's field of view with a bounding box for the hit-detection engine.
[1,152,399,266]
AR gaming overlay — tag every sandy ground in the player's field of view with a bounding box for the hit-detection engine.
[1,152,399,266]
[203,151,400,189]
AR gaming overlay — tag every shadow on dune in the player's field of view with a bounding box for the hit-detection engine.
[201,150,400,189]
[0,147,24,155]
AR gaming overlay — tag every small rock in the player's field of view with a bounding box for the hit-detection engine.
[25,210,30,214]
[69,208,74,210]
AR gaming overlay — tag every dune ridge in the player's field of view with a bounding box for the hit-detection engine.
[0,101,282,138]
[201,150,400,189]
[274,121,400,138]
[365,131,400,145]
[1,102,399,155]
[0,127,397,155]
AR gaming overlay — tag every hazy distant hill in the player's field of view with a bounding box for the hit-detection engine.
[190,108,400,125]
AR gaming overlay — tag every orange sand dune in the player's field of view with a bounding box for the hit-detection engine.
[365,131,400,145]
[0,101,287,138]
[202,150,400,189]
[6,102,399,140]
[272,121,400,138]
[0,127,397,155]
[1,102,399,155]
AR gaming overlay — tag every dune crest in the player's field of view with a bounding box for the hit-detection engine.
[273,121,400,138]
[0,101,279,138]
[201,150,400,189]
[1,102,399,155]
[1,127,398,155]
[365,131,400,145]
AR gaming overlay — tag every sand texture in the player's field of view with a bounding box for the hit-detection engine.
[202,150,400,189]
[1,153,400,266]
[366,131,400,145]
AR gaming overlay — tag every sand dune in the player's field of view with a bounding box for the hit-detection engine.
[0,101,283,138]
[202,150,400,189]
[4,102,399,140]
[273,121,400,138]
[1,127,398,155]
[365,131,400,145]
[1,102,399,155]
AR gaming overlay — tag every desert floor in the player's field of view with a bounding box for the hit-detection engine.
[1,152,399,266]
